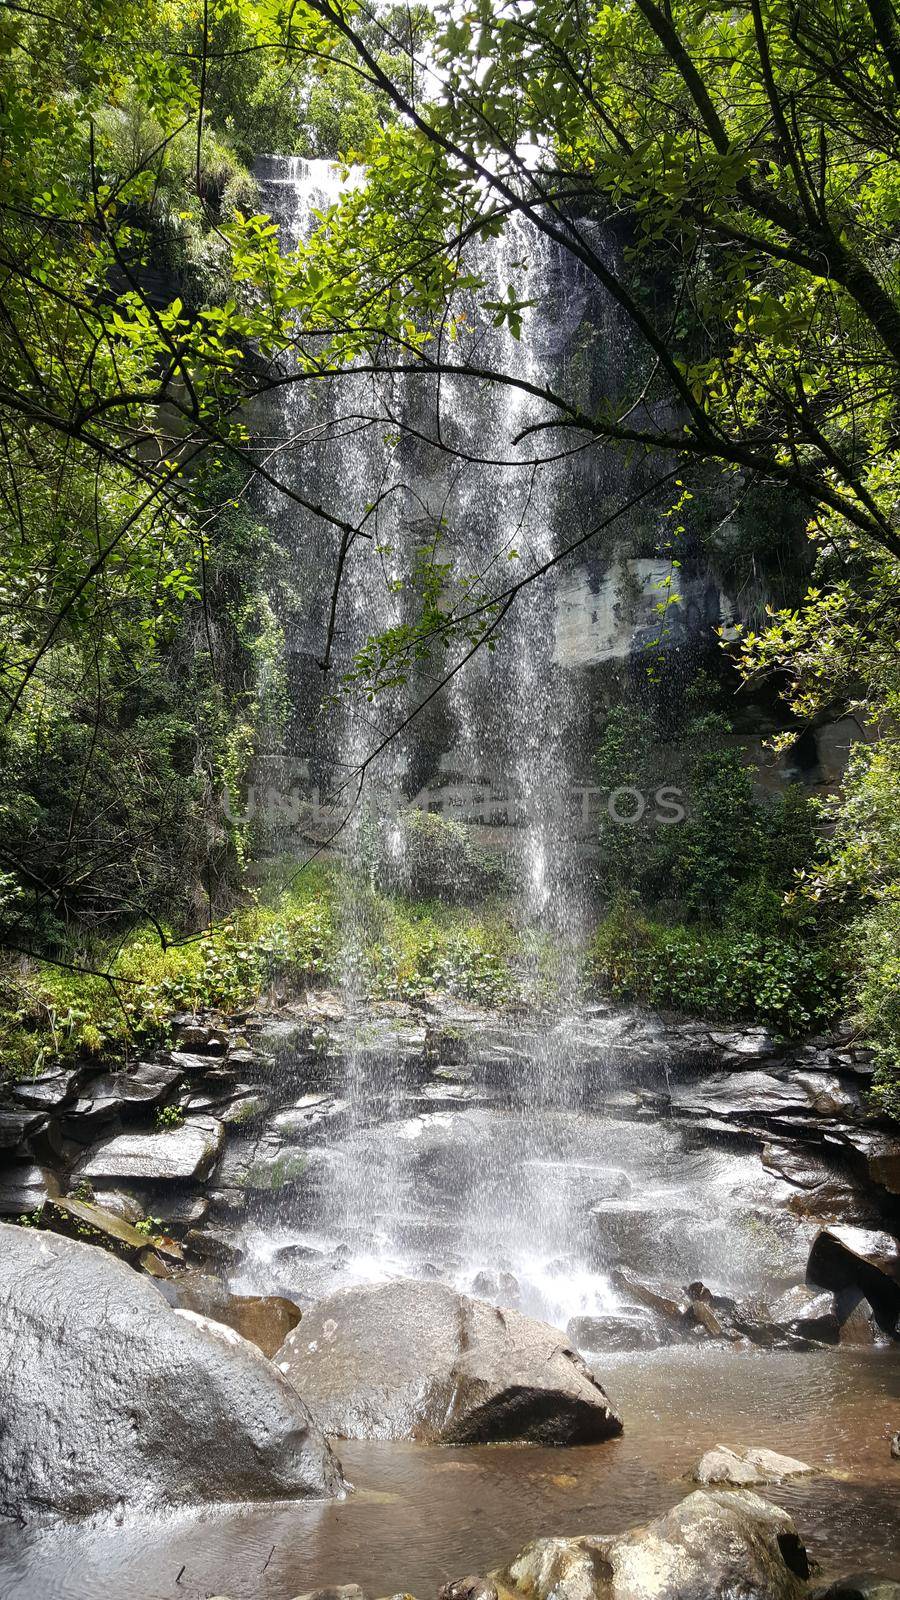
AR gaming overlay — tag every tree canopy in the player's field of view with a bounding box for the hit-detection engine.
[2,0,900,1097]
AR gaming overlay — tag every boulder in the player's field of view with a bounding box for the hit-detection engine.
[0,1109,45,1150]
[0,1222,342,1517]
[835,1296,881,1345]
[691,1445,812,1486]
[274,1279,623,1445]
[160,1272,303,1358]
[710,1028,780,1059]
[184,1221,246,1268]
[439,1580,497,1600]
[806,1227,900,1335]
[689,1298,738,1341]
[766,1285,840,1345]
[791,1073,860,1117]
[135,1190,210,1229]
[82,1188,145,1225]
[175,1022,227,1054]
[762,1144,875,1224]
[69,1061,183,1118]
[75,1115,225,1183]
[835,1130,900,1198]
[671,1072,815,1122]
[291,1588,368,1600]
[609,1267,691,1326]
[12,1067,84,1110]
[495,1490,809,1600]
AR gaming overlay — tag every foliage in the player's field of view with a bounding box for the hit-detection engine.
[3,0,900,1111]
[154,1104,185,1131]
[594,705,820,922]
[0,865,337,1078]
[0,0,398,953]
[378,810,507,903]
[0,865,532,1079]
[855,900,900,1117]
[590,700,842,1039]
[787,739,900,1112]
[589,908,844,1037]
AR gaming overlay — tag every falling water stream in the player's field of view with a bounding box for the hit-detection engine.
[243,157,613,1321]
[233,159,840,1333]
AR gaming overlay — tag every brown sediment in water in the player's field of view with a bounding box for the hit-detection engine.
[2,1347,897,1599]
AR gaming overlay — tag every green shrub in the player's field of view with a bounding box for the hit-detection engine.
[379,810,507,903]
[855,900,900,1116]
[588,908,844,1036]
[594,706,819,923]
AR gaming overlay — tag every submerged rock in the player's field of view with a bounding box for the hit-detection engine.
[495,1489,809,1600]
[813,1578,900,1600]
[691,1445,813,1486]
[0,1222,342,1517]
[274,1279,623,1445]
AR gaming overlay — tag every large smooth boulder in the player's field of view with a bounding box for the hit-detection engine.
[274,1279,623,1444]
[0,1223,343,1518]
[495,1489,809,1600]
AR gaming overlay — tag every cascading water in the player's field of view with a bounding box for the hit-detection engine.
[236,157,792,1331]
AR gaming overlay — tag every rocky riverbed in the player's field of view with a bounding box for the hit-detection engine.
[2,995,896,1348]
[0,997,898,1598]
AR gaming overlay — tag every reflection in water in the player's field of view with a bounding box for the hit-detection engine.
[3,1349,898,1599]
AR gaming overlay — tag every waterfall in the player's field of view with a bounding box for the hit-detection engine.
[241,156,630,1325]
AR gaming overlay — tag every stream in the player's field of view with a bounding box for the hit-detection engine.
[3,1349,897,1598]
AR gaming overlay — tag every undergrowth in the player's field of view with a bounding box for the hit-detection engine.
[589,907,845,1037]
[0,861,854,1087]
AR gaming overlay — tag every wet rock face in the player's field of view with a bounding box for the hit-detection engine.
[0,1223,343,1518]
[0,1161,59,1217]
[495,1489,810,1600]
[75,1115,225,1182]
[274,1279,623,1445]
[159,1271,303,1358]
[806,1227,900,1334]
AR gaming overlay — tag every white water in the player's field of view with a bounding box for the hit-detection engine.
[242,158,767,1330]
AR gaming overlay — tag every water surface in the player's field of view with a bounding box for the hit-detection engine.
[3,1348,897,1600]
